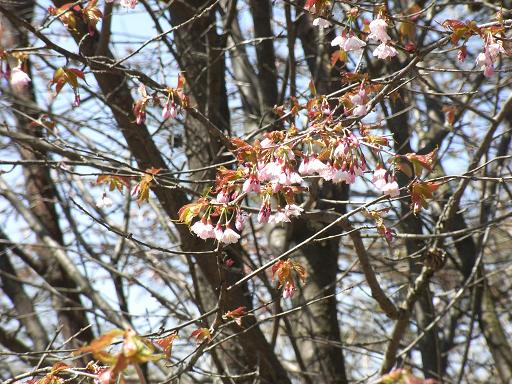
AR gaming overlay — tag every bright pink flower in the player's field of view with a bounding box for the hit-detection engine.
[162,101,177,119]
[373,43,397,60]
[10,67,31,92]
[257,201,271,224]
[221,227,240,244]
[368,18,391,43]
[191,218,215,240]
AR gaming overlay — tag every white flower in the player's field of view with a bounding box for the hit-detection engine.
[313,18,331,28]
[214,224,224,241]
[191,219,215,240]
[162,101,177,119]
[235,211,249,232]
[10,67,31,92]
[96,194,113,208]
[278,170,304,186]
[373,43,397,60]
[331,35,347,48]
[221,227,240,244]
[368,18,391,43]
[344,35,366,51]
[282,281,296,299]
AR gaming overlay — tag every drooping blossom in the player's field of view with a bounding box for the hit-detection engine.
[214,223,224,241]
[235,210,249,232]
[373,42,397,60]
[269,204,303,224]
[372,168,400,197]
[257,201,272,224]
[258,160,282,182]
[278,169,304,186]
[476,39,505,77]
[242,173,261,193]
[348,87,368,117]
[162,101,177,120]
[312,18,331,28]
[368,18,391,43]
[282,282,296,299]
[215,189,231,203]
[299,155,328,176]
[10,67,31,92]
[191,218,215,240]
[221,226,241,244]
[96,193,113,209]
[331,32,366,52]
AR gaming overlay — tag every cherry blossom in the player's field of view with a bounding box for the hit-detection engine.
[10,67,31,92]
[282,282,296,299]
[331,32,366,52]
[476,40,505,77]
[96,193,113,208]
[299,155,328,176]
[221,226,241,244]
[257,201,271,224]
[368,18,391,43]
[312,18,331,28]
[348,87,368,117]
[120,0,138,8]
[235,210,249,232]
[373,43,397,60]
[242,174,261,193]
[372,168,400,197]
[191,218,215,240]
[162,101,177,119]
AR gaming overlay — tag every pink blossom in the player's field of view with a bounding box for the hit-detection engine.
[368,18,391,43]
[331,35,347,48]
[312,18,331,28]
[258,161,281,182]
[373,43,397,60]
[10,67,31,92]
[282,281,296,299]
[96,368,114,384]
[257,201,271,224]
[349,88,367,117]
[162,101,177,119]
[221,227,240,244]
[372,168,400,197]
[345,35,366,51]
[278,169,304,186]
[214,223,224,241]
[191,218,215,240]
[476,42,505,77]
[242,174,261,193]
[215,189,231,203]
[260,137,273,148]
[120,0,138,8]
[235,211,249,232]
[284,204,303,218]
[299,156,328,176]
[382,181,400,197]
